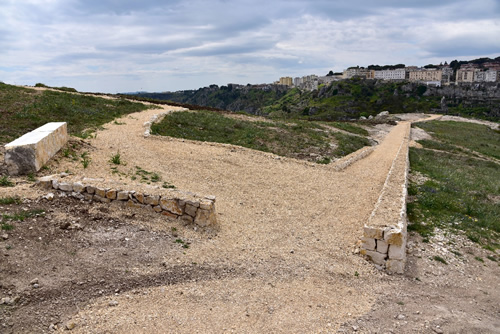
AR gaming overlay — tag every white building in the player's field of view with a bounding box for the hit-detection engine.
[373,68,406,80]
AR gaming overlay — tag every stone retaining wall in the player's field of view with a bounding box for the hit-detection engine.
[360,123,411,273]
[37,174,217,228]
[5,122,68,175]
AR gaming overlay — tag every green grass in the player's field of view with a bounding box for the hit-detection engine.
[414,121,500,160]
[0,82,150,144]
[0,176,14,187]
[433,255,448,264]
[0,197,22,205]
[408,121,500,250]
[110,152,122,165]
[1,209,46,230]
[151,110,371,161]
[329,122,370,136]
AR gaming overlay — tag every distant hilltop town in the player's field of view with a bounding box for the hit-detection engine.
[275,57,500,91]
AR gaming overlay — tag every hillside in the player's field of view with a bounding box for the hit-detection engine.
[133,79,500,122]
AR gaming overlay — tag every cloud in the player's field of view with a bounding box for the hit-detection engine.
[0,0,499,93]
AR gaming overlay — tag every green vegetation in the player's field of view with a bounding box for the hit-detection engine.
[0,82,150,144]
[150,110,371,162]
[1,208,46,230]
[415,121,500,160]
[110,152,122,165]
[0,176,14,187]
[433,255,448,265]
[408,121,500,250]
[80,152,91,169]
[0,197,22,205]
[134,166,166,184]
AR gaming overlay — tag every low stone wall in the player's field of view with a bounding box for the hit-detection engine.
[332,146,375,171]
[37,174,217,228]
[360,123,410,273]
[5,122,68,175]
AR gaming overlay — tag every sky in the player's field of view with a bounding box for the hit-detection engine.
[1,0,499,93]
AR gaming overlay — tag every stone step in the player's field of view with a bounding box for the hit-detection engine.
[4,122,68,175]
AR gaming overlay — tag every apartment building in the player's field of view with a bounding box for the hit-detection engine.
[279,77,293,86]
[408,68,443,82]
[456,68,478,83]
[374,68,406,80]
[343,67,370,79]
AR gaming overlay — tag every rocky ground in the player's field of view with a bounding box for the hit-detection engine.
[0,104,498,333]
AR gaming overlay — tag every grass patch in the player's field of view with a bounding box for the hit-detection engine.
[110,152,122,165]
[1,209,46,230]
[0,197,22,205]
[151,110,370,161]
[329,122,369,136]
[408,122,500,250]
[0,176,14,187]
[433,255,448,264]
[414,121,500,160]
[0,82,150,144]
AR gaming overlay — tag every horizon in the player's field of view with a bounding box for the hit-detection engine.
[1,0,499,94]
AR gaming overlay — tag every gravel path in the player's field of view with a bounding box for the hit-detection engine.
[50,105,423,333]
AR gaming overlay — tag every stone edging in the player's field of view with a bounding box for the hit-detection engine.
[360,123,411,273]
[37,174,217,228]
[143,109,188,137]
[331,146,375,171]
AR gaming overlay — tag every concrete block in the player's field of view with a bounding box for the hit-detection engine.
[5,122,68,175]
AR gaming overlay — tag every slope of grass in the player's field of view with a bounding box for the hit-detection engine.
[150,110,370,162]
[408,121,500,250]
[0,83,150,143]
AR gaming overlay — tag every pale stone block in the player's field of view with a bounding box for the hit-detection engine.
[199,200,214,211]
[185,200,200,208]
[38,176,54,189]
[361,237,376,251]
[363,250,387,266]
[194,208,217,227]
[72,182,85,193]
[388,244,405,260]
[95,196,111,203]
[126,199,143,209]
[144,195,160,206]
[376,240,389,254]
[86,186,96,194]
[160,198,183,215]
[106,189,117,200]
[153,205,162,213]
[116,191,129,201]
[180,214,194,224]
[94,187,106,198]
[134,192,144,204]
[364,226,384,240]
[58,182,73,192]
[386,259,405,274]
[385,229,405,246]
[52,179,60,190]
[204,195,216,202]
[84,194,94,201]
[5,122,68,175]
[184,203,198,217]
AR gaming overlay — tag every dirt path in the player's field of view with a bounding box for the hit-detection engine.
[25,105,410,333]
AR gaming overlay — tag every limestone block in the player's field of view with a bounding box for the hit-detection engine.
[185,200,200,208]
[184,203,198,217]
[153,205,162,213]
[199,200,214,211]
[86,186,96,194]
[361,237,376,251]
[134,192,145,204]
[58,182,73,192]
[161,211,178,219]
[95,187,106,198]
[386,259,405,274]
[194,208,217,227]
[363,250,387,266]
[106,189,117,200]
[160,198,183,215]
[52,179,60,190]
[126,199,144,209]
[364,226,384,240]
[384,229,405,246]
[388,244,405,260]
[116,191,129,201]
[4,122,68,175]
[180,214,194,224]
[72,182,85,193]
[204,195,216,202]
[144,195,160,206]
[376,240,389,254]
[38,176,54,189]
[84,194,94,201]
